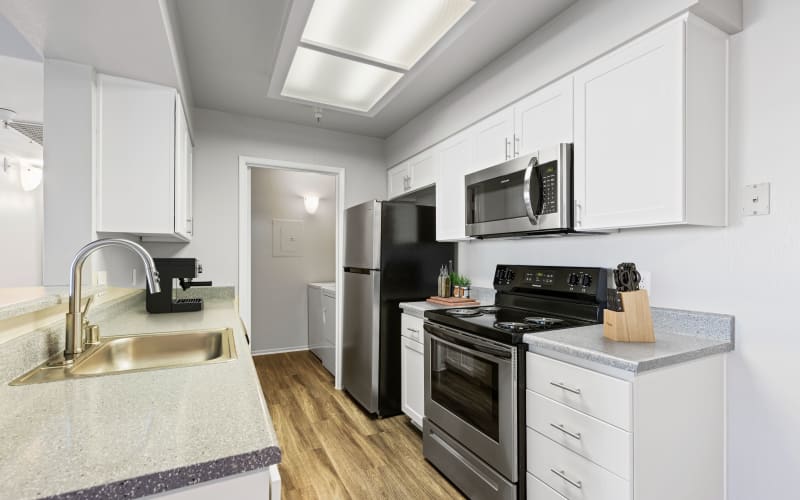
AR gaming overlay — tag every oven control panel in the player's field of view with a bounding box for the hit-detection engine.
[493,265,607,297]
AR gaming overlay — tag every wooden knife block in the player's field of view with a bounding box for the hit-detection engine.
[603,290,655,343]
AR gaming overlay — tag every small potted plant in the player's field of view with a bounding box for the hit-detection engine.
[462,276,472,298]
[452,274,463,297]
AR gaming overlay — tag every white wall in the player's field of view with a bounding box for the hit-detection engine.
[401,0,796,497]
[385,0,739,166]
[250,168,335,353]
[42,58,143,287]
[0,155,42,287]
[145,107,385,286]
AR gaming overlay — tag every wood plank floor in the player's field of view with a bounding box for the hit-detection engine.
[253,351,465,500]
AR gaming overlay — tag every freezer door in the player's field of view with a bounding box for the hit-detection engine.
[342,268,381,413]
[344,200,381,269]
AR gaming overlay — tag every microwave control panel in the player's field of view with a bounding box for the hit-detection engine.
[538,163,558,214]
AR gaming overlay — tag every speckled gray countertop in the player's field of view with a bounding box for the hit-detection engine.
[0,295,280,500]
[400,301,462,319]
[524,307,734,376]
[0,286,104,321]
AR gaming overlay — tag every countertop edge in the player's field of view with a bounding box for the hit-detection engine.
[525,336,734,374]
[44,445,282,500]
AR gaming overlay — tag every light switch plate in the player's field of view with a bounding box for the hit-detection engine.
[273,219,304,257]
[742,183,770,216]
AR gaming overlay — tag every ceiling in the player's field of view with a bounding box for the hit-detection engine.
[173,0,576,138]
[0,0,183,92]
[0,0,578,139]
[0,55,43,123]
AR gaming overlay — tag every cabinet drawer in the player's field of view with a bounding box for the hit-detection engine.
[527,473,567,500]
[527,429,630,500]
[401,314,424,342]
[526,353,632,431]
[526,391,631,479]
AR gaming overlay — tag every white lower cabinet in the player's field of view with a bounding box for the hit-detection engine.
[526,352,724,500]
[156,465,280,499]
[527,473,567,500]
[400,313,425,427]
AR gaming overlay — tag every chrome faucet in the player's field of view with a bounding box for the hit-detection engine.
[63,238,161,362]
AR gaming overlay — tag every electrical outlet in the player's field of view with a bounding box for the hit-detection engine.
[97,271,108,286]
[638,270,651,291]
[131,268,137,287]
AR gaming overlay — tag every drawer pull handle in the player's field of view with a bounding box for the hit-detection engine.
[550,423,582,440]
[408,328,419,333]
[551,468,582,489]
[550,381,582,395]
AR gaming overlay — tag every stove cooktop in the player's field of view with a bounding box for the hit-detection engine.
[426,305,594,345]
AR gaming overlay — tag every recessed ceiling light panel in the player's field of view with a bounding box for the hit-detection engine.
[302,0,475,71]
[281,47,403,112]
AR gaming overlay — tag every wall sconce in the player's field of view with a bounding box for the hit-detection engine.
[20,162,43,191]
[304,195,320,214]
[2,156,43,191]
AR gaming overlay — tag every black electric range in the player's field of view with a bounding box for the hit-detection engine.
[421,265,608,500]
[424,265,609,344]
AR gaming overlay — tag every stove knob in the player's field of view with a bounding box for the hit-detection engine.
[507,270,515,282]
[567,273,579,286]
[581,274,593,287]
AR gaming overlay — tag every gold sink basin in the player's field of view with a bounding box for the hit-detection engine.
[11,328,237,385]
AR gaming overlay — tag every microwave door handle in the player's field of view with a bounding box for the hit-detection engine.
[523,156,541,224]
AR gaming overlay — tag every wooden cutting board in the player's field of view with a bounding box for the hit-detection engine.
[426,296,480,307]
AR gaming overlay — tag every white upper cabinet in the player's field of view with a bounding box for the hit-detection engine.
[96,74,193,242]
[387,162,410,199]
[388,149,437,199]
[473,106,515,170]
[174,97,193,239]
[435,128,476,241]
[409,150,437,190]
[573,15,727,230]
[514,76,574,157]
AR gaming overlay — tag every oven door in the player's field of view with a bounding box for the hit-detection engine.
[465,144,573,237]
[424,321,518,481]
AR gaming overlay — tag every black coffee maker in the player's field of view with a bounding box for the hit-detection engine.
[146,258,212,313]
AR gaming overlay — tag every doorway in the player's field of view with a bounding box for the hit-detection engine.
[238,156,345,389]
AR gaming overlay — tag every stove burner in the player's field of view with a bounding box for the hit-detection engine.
[494,321,536,332]
[446,308,482,317]
[478,306,501,314]
[524,316,565,326]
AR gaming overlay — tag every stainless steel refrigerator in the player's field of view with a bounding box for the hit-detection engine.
[342,200,455,417]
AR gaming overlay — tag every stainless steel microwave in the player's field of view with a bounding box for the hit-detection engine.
[465,143,573,238]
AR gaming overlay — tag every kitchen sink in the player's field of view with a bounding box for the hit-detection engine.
[10,328,237,385]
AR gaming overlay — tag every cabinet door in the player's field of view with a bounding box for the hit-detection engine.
[408,149,436,190]
[474,106,515,170]
[401,337,425,428]
[307,286,323,351]
[174,97,192,239]
[321,292,336,375]
[573,20,685,230]
[514,77,573,157]
[387,162,410,199]
[435,129,475,241]
[97,75,176,234]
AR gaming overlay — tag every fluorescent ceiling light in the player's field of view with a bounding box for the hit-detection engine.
[282,47,403,112]
[302,0,475,71]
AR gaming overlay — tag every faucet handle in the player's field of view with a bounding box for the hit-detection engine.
[82,295,95,317]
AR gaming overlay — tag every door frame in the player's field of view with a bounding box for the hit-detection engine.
[238,155,346,389]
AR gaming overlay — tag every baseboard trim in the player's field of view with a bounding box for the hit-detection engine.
[252,346,310,356]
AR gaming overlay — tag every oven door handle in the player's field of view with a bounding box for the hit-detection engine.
[424,322,512,360]
[523,155,543,225]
